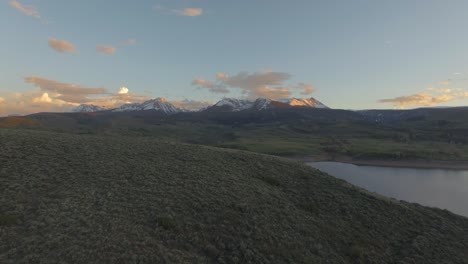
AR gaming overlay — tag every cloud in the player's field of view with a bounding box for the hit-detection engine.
[298,83,315,95]
[255,86,291,99]
[123,39,137,45]
[96,45,116,55]
[25,76,107,104]
[48,38,76,53]
[154,5,204,17]
[176,8,203,17]
[0,77,151,116]
[9,0,40,18]
[379,88,468,108]
[118,87,129,94]
[96,39,136,55]
[32,92,53,103]
[192,71,316,100]
[439,80,452,86]
[216,73,228,80]
[192,78,230,94]
[192,78,213,88]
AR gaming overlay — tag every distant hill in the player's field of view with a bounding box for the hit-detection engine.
[3,106,468,161]
[0,129,467,263]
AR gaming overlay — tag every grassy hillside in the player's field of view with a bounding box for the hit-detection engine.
[1,129,467,263]
[5,109,468,161]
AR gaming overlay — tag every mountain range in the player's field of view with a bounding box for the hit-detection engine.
[72,97,328,114]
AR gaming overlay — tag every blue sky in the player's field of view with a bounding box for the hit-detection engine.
[2,0,468,115]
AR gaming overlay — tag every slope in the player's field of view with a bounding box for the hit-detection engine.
[0,129,467,263]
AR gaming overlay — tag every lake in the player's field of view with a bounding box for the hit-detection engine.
[309,162,468,217]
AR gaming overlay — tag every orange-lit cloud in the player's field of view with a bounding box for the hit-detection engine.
[25,76,107,104]
[255,86,291,99]
[176,8,203,17]
[9,0,40,18]
[154,5,204,17]
[379,88,468,108]
[192,78,230,94]
[192,71,316,100]
[192,78,214,88]
[438,80,452,86]
[0,77,153,116]
[32,92,53,103]
[96,39,136,55]
[48,38,76,53]
[96,45,116,55]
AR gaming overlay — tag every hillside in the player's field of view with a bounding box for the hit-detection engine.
[1,129,467,263]
[3,107,468,161]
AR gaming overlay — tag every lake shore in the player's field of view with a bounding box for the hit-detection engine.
[286,155,468,170]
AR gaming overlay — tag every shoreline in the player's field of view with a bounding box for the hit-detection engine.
[286,156,468,170]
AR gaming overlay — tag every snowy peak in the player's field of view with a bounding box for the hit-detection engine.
[278,97,328,109]
[253,98,272,111]
[72,104,106,113]
[213,98,254,111]
[209,97,328,112]
[113,98,180,114]
[140,98,179,113]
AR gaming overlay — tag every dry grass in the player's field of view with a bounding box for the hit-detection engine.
[1,129,467,263]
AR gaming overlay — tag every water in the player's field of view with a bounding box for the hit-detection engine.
[309,162,468,217]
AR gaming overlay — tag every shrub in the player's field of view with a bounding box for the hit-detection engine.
[157,216,176,230]
[0,214,17,226]
[259,176,281,187]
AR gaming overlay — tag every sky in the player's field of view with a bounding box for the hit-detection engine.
[2,0,468,116]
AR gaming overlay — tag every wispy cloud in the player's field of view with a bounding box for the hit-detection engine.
[192,78,230,94]
[192,71,316,100]
[96,38,136,55]
[0,97,5,104]
[96,45,116,55]
[298,83,315,95]
[438,79,452,86]
[48,38,76,53]
[25,76,107,104]
[379,88,468,108]
[154,5,204,17]
[175,8,203,17]
[9,0,40,19]
[122,38,137,45]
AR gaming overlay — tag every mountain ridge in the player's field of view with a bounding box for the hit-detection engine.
[72,97,329,114]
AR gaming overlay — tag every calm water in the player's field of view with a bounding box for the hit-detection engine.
[309,162,468,217]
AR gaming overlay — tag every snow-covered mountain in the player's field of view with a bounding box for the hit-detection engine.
[208,97,328,112]
[71,97,328,114]
[113,98,180,114]
[212,98,254,111]
[72,104,106,113]
[277,98,328,108]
